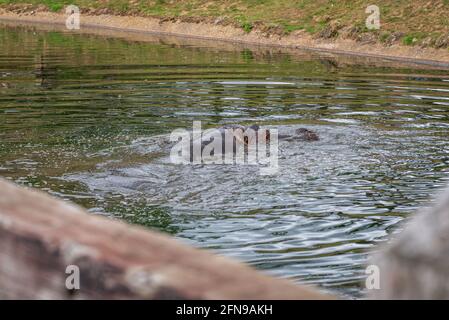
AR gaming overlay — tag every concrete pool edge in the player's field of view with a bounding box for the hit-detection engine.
[2,9,449,69]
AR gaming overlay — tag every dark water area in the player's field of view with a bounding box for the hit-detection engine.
[1,25,449,297]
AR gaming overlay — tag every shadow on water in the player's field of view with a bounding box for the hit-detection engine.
[1,24,449,298]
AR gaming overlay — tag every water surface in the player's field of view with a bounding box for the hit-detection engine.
[1,25,449,297]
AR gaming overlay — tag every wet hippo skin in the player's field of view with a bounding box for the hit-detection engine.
[190,125,319,161]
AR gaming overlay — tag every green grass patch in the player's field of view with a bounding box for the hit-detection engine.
[380,32,390,43]
[282,23,304,34]
[402,35,415,46]
[241,22,253,33]
[402,32,427,46]
[48,2,62,11]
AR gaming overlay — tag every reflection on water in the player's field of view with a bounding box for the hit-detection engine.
[1,25,449,297]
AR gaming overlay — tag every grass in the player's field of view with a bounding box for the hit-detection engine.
[282,24,304,34]
[379,32,390,43]
[402,32,427,46]
[402,35,415,46]
[0,0,70,10]
[241,21,253,33]
[47,2,62,11]
[1,0,449,47]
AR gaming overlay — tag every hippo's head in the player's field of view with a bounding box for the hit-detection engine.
[295,128,319,141]
[243,124,270,145]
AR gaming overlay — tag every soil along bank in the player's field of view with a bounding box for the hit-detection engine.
[0,178,332,299]
[1,5,449,66]
[3,0,449,50]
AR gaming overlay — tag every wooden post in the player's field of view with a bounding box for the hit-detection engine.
[0,178,331,299]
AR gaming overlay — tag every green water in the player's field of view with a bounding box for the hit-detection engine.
[1,25,449,297]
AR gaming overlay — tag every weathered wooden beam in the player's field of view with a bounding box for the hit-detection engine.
[371,187,449,299]
[0,178,331,299]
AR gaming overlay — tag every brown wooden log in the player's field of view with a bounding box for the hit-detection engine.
[0,178,331,299]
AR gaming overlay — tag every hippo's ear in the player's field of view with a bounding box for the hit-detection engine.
[249,124,260,131]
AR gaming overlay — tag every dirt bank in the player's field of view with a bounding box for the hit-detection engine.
[1,8,449,68]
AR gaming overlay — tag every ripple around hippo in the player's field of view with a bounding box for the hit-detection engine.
[66,125,375,213]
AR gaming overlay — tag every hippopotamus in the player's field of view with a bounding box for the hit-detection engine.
[192,124,264,160]
[199,124,319,146]
[191,125,319,159]
[175,124,319,163]
[279,128,320,142]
